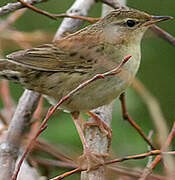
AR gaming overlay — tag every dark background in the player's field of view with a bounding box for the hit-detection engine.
[0,0,175,179]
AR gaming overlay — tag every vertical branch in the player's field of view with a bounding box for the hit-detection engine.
[81,1,126,180]
[0,7,41,179]
[0,90,40,180]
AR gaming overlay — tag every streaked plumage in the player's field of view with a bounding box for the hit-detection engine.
[0,6,171,111]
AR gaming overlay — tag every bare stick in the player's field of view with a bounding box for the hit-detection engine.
[53,0,96,41]
[139,122,175,180]
[108,165,164,180]
[34,138,73,162]
[18,0,100,23]
[119,92,156,150]
[34,157,165,180]
[0,0,48,16]
[33,157,76,169]
[51,149,175,180]
[150,25,175,46]
[0,80,14,121]
[0,90,40,180]
[51,168,81,180]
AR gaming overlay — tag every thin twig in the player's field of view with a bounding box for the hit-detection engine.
[51,168,82,180]
[53,0,96,41]
[0,0,48,16]
[34,156,164,180]
[0,80,15,121]
[150,25,175,46]
[132,78,175,175]
[0,111,8,126]
[108,165,165,180]
[33,157,77,169]
[0,90,40,180]
[31,96,43,122]
[18,0,100,23]
[51,150,175,180]
[139,122,175,180]
[119,93,156,150]
[33,138,73,162]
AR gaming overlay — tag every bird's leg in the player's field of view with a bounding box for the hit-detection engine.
[71,112,106,170]
[84,111,112,147]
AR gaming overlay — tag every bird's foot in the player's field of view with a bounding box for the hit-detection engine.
[78,148,108,171]
[85,111,113,142]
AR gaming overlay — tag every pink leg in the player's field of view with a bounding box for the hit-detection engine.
[71,112,107,170]
[84,111,112,148]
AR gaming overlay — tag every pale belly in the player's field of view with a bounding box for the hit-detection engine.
[45,56,140,112]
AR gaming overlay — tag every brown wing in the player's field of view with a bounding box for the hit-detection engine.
[7,44,94,72]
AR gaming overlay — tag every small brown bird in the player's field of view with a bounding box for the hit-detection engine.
[0,6,172,167]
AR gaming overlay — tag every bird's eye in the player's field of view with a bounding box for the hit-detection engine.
[126,20,136,27]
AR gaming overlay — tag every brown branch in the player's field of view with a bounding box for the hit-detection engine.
[18,0,100,23]
[0,90,40,180]
[33,157,76,169]
[51,168,82,180]
[0,0,48,16]
[119,92,156,150]
[12,56,131,180]
[33,138,73,162]
[0,80,15,122]
[35,156,165,180]
[139,122,175,180]
[18,0,56,20]
[150,25,175,46]
[108,165,165,180]
[31,96,43,122]
[53,0,97,41]
[51,150,175,180]
[0,111,8,127]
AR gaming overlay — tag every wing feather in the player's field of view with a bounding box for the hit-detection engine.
[7,44,94,72]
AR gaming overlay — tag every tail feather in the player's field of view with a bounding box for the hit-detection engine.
[0,59,8,71]
[0,59,21,82]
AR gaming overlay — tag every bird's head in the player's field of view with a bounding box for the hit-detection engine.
[98,6,172,44]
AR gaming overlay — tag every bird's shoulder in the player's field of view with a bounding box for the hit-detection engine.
[7,38,102,72]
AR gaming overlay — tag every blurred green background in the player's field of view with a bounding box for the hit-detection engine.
[0,0,175,179]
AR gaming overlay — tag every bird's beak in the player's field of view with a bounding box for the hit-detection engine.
[144,16,173,26]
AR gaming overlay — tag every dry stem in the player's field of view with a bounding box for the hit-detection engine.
[139,122,175,180]
[51,149,175,180]
[0,90,40,180]
[0,0,47,16]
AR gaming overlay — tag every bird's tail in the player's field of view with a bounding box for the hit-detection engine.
[0,59,21,82]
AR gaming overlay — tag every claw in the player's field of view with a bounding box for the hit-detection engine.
[86,111,113,148]
[78,148,108,171]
